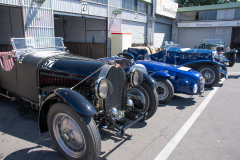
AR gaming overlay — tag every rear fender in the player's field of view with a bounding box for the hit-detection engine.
[38,88,96,134]
[226,50,237,59]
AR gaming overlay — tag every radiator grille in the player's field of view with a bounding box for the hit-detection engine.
[40,72,92,100]
[104,66,126,112]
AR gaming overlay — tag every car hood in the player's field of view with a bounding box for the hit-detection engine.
[166,47,213,54]
[41,52,106,81]
[135,60,202,79]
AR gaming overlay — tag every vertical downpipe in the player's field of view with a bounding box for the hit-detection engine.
[152,0,156,47]
[107,0,110,57]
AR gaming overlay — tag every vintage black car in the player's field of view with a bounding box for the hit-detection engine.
[0,37,158,160]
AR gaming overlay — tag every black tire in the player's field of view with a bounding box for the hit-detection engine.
[155,78,174,103]
[125,81,158,121]
[197,65,219,88]
[229,53,236,67]
[47,102,101,160]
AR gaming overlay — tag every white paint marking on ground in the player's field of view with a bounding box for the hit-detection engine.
[154,79,225,160]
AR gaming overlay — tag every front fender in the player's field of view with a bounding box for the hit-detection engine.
[39,88,96,134]
[226,50,237,59]
[150,71,170,79]
[142,73,158,86]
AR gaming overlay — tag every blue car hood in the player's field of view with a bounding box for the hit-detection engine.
[135,60,202,79]
[167,47,213,54]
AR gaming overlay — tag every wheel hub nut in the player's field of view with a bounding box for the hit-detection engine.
[62,130,73,142]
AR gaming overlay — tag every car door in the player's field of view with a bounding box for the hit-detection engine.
[0,51,19,94]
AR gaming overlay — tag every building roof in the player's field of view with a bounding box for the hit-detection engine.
[178,2,240,12]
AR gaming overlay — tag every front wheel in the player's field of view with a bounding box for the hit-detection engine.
[197,65,219,88]
[125,81,158,121]
[155,78,174,103]
[229,53,236,67]
[47,102,101,160]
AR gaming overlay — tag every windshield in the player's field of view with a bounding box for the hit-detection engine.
[12,37,64,50]
[11,37,65,59]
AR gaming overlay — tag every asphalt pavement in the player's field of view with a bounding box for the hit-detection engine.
[0,59,240,160]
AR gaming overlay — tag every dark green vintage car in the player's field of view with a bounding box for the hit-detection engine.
[196,39,237,67]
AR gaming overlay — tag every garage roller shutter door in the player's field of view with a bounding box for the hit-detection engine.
[154,22,172,47]
[121,20,146,44]
[178,27,216,48]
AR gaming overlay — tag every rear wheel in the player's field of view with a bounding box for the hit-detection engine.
[197,65,219,88]
[155,78,174,103]
[229,53,236,67]
[47,102,101,160]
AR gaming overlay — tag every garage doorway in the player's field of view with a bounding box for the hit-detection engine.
[54,14,107,59]
[231,27,240,54]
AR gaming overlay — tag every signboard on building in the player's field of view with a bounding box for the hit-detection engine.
[113,9,122,14]
[149,17,156,21]
[156,0,178,19]
[178,20,240,28]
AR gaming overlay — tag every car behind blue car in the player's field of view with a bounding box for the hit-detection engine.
[99,55,205,103]
[124,46,227,88]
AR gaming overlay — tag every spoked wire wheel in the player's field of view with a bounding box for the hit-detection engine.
[200,68,215,85]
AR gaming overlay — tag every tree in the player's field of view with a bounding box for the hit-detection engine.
[175,0,238,7]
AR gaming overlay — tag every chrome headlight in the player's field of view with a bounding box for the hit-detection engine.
[95,78,113,99]
[191,84,198,93]
[130,69,143,86]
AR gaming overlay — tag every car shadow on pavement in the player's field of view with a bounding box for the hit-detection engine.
[158,95,196,110]
[98,134,132,160]
[228,75,240,79]
[0,97,65,160]
[3,146,62,160]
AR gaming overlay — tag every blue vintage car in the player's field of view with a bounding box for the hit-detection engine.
[123,47,227,88]
[196,39,237,67]
[99,55,205,103]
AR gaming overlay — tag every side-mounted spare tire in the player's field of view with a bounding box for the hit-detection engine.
[125,81,158,121]
[47,102,101,160]
[197,65,219,88]
[155,78,174,103]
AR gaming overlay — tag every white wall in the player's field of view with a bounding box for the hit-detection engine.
[86,18,106,43]
[178,27,216,48]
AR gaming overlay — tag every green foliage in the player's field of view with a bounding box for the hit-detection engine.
[175,0,238,7]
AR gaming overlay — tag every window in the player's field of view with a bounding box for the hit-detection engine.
[234,8,240,19]
[179,12,196,21]
[137,1,147,13]
[122,0,147,14]
[87,0,107,5]
[199,10,217,20]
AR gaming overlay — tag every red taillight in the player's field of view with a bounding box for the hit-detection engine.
[115,64,120,68]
